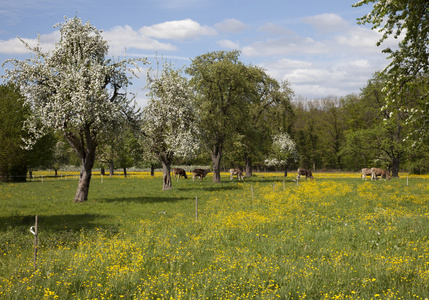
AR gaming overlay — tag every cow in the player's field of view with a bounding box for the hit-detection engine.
[297,168,314,180]
[361,168,372,180]
[172,168,188,181]
[192,169,211,181]
[229,168,244,180]
[371,168,391,181]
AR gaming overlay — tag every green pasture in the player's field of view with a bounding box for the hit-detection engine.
[0,173,428,299]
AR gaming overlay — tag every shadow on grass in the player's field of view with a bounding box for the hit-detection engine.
[249,176,295,183]
[177,185,241,192]
[98,196,189,204]
[0,213,111,233]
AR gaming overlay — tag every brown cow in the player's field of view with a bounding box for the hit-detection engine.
[229,168,244,180]
[361,168,372,180]
[172,168,188,181]
[192,169,211,181]
[297,168,314,180]
[371,168,391,181]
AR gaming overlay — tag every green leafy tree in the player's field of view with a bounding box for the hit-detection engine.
[2,17,146,201]
[354,0,429,144]
[342,73,414,176]
[292,100,323,171]
[0,84,29,181]
[319,97,347,169]
[0,84,55,181]
[186,50,257,182]
[242,77,294,177]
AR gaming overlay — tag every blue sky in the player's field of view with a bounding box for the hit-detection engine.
[0,0,397,107]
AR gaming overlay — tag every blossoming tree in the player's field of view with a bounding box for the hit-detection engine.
[142,62,199,190]
[354,0,429,144]
[2,17,147,202]
[265,132,298,176]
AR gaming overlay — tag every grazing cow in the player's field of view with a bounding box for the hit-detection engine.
[297,168,314,180]
[361,168,372,180]
[371,167,391,181]
[192,169,211,181]
[229,168,244,180]
[172,168,188,181]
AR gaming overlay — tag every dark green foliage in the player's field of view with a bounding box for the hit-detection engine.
[0,84,29,181]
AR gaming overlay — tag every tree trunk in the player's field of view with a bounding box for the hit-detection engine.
[123,167,127,178]
[54,168,58,177]
[162,160,172,190]
[244,155,253,178]
[211,145,222,183]
[150,164,155,176]
[74,152,95,202]
[391,156,400,178]
[64,127,96,202]
[284,165,288,177]
[109,161,114,177]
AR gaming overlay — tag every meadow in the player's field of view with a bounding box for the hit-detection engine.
[0,171,428,299]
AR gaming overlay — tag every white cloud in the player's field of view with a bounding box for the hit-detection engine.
[0,31,59,54]
[242,36,327,57]
[217,39,240,49]
[302,13,349,33]
[258,23,294,36]
[103,25,177,56]
[139,19,216,40]
[215,19,248,33]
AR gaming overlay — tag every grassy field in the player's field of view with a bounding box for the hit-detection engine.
[0,171,428,299]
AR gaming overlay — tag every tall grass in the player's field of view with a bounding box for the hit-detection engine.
[1,172,428,299]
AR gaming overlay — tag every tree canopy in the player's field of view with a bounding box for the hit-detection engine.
[2,16,147,201]
[354,0,429,144]
[142,61,198,190]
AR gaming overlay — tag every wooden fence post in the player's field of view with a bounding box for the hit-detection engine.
[30,215,38,269]
[195,196,198,222]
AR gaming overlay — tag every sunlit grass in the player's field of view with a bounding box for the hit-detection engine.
[1,172,428,299]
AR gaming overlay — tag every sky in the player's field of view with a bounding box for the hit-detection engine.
[0,0,398,107]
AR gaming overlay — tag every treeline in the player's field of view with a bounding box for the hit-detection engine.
[2,71,428,181]
[291,73,429,175]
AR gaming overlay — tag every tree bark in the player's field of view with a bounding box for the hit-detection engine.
[74,151,95,202]
[64,127,97,202]
[244,154,253,178]
[211,145,222,183]
[161,151,173,190]
[391,156,400,178]
[284,166,288,177]
[109,161,114,177]
[162,161,172,190]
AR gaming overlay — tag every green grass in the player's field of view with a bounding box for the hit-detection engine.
[1,173,429,299]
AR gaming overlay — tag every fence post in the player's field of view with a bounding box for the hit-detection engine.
[30,215,38,269]
[195,196,198,221]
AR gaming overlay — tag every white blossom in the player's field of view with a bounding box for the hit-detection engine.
[142,61,200,161]
[2,16,147,149]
